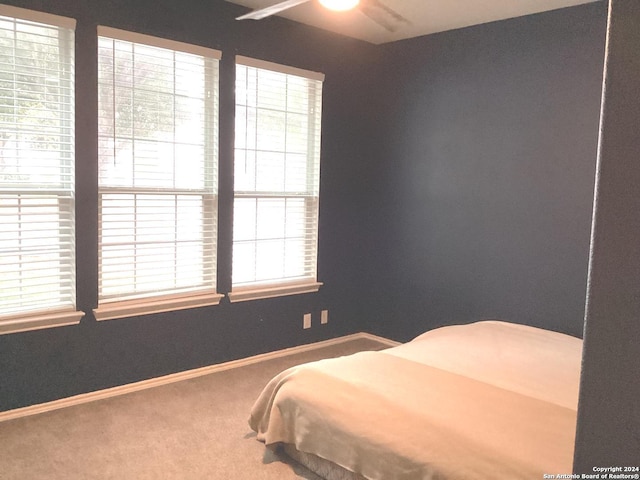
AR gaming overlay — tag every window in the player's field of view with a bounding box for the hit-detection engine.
[95,27,222,320]
[230,56,323,302]
[0,5,81,334]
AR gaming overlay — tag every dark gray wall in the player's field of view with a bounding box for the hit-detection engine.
[366,2,607,341]
[0,0,382,412]
[0,0,611,414]
[574,0,640,468]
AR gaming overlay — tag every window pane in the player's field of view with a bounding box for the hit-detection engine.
[256,109,286,152]
[255,151,285,192]
[256,239,285,281]
[233,198,256,242]
[256,199,285,240]
[232,241,256,285]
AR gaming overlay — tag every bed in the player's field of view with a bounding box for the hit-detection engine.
[249,320,583,480]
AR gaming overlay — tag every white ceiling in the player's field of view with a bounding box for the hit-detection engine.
[226,0,598,44]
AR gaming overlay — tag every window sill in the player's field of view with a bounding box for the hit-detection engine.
[0,309,84,335]
[94,291,224,322]
[228,281,323,303]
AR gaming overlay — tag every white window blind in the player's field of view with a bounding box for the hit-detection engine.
[231,56,323,299]
[97,27,221,315]
[0,5,79,331]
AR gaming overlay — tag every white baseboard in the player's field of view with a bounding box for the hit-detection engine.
[0,332,399,423]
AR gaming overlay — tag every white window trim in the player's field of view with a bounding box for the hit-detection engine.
[236,55,324,81]
[0,309,83,336]
[96,28,222,316]
[94,291,224,321]
[0,4,76,29]
[232,57,324,296]
[97,26,221,59]
[227,280,322,303]
[0,6,78,334]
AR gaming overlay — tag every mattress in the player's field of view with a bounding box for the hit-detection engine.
[249,320,583,480]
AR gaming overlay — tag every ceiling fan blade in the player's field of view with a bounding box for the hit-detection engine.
[359,0,410,32]
[236,0,311,20]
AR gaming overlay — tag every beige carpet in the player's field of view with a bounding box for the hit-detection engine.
[0,337,390,479]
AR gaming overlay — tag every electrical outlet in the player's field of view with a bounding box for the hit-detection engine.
[303,313,312,329]
[321,310,328,324]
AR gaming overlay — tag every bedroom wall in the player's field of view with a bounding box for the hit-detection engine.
[366,2,607,341]
[0,0,382,412]
[573,0,640,467]
[0,0,611,413]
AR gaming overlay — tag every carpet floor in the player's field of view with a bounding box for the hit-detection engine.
[0,336,390,479]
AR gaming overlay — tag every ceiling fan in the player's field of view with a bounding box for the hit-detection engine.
[236,0,410,33]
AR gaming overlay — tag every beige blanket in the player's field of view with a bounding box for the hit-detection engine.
[385,320,582,410]
[249,349,577,480]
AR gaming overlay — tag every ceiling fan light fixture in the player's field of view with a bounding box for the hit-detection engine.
[318,0,360,12]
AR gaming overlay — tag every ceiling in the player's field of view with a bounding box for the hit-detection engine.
[226,0,598,44]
